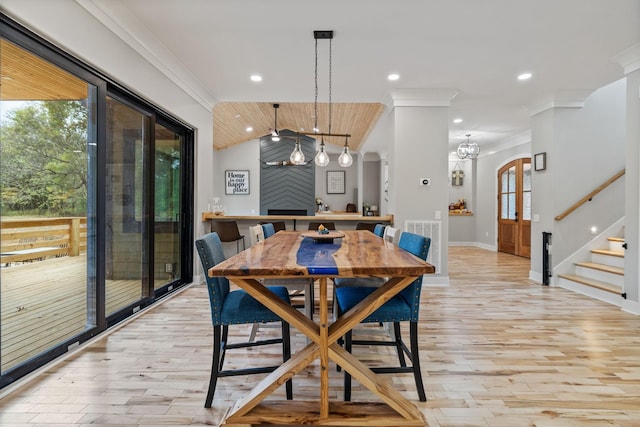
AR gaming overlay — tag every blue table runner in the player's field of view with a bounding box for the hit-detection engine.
[296,237,341,275]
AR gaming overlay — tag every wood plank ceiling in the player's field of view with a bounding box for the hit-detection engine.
[0,39,87,101]
[213,102,385,152]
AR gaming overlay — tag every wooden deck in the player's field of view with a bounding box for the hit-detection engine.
[1,256,143,371]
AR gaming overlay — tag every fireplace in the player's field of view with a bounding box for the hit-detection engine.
[268,209,307,216]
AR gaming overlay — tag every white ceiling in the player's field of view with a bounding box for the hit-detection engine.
[80,0,640,154]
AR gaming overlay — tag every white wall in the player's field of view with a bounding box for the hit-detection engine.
[531,80,627,280]
[623,62,640,306]
[213,141,261,215]
[392,104,450,279]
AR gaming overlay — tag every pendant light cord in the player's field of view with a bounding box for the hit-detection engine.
[314,38,318,134]
[328,38,332,137]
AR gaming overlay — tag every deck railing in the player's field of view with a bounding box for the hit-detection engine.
[0,217,87,265]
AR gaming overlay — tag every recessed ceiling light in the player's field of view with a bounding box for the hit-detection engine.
[388,74,400,81]
[245,126,253,132]
[250,74,262,82]
[453,118,463,124]
[517,72,532,81]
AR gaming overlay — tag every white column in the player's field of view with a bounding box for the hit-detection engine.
[389,89,457,283]
[616,43,640,310]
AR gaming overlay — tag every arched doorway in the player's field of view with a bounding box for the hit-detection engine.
[497,158,531,258]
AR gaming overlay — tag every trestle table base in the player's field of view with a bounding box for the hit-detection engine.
[221,277,426,426]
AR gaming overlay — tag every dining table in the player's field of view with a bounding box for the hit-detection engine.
[208,230,435,426]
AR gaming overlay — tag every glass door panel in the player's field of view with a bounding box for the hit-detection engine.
[105,96,150,315]
[153,123,182,290]
[0,39,96,372]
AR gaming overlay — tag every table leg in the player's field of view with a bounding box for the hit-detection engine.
[318,277,329,417]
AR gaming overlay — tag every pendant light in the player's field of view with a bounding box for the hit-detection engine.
[313,34,330,167]
[457,133,479,159]
[309,30,353,167]
[315,134,330,167]
[290,134,306,165]
[338,135,353,167]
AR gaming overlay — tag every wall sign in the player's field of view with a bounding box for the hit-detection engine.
[225,170,250,195]
[327,170,346,194]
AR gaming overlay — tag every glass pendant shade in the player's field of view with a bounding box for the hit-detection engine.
[457,134,479,159]
[456,141,470,159]
[338,146,353,167]
[467,142,480,159]
[314,138,330,167]
[290,139,305,165]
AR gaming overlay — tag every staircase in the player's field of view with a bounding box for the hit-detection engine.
[557,237,625,306]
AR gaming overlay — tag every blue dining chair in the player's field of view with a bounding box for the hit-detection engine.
[373,223,386,237]
[261,223,276,238]
[334,231,431,402]
[195,232,293,407]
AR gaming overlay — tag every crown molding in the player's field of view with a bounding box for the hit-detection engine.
[75,0,216,111]
[613,42,640,75]
[528,90,593,117]
[390,88,459,107]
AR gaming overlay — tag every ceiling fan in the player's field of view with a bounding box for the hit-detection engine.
[269,103,281,141]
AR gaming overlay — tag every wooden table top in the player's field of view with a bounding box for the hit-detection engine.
[209,230,434,278]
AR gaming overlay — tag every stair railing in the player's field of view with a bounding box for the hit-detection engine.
[555,169,625,221]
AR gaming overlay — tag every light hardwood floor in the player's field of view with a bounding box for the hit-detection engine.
[1,246,640,426]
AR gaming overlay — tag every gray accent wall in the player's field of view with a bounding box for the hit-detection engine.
[260,131,316,215]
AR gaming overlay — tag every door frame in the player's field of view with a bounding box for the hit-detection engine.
[497,156,532,258]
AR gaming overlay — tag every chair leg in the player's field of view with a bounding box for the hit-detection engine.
[281,321,293,400]
[344,330,353,401]
[248,322,259,342]
[219,325,229,370]
[305,279,314,320]
[205,325,222,408]
[394,322,407,367]
[409,321,427,402]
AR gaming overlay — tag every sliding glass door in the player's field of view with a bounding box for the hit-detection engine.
[0,15,194,388]
[0,38,97,375]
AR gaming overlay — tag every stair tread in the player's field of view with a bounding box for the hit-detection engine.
[591,248,624,257]
[574,261,624,275]
[558,273,622,294]
[608,237,625,242]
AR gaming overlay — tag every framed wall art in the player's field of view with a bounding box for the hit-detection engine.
[534,152,546,171]
[225,170,250,195]
[326,170,345,194]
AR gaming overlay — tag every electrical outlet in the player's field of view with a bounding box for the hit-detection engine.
[165,263,173,273]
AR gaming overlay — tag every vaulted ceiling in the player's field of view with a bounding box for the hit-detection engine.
[213,102,384,151]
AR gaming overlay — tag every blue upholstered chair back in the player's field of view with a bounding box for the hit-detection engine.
[262,223,276,238]
[397,232,431,320]
[195,232,231,326]
[373,224,385,237]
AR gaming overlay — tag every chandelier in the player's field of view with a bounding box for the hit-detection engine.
[457,134,479,159]
[311,30,352,168]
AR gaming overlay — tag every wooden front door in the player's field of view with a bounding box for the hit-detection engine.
[498,158,531,258]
